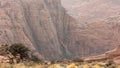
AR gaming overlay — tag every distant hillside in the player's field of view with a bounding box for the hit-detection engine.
[62,0,120,22]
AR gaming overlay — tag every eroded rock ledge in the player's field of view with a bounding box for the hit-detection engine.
[84,45,120,64]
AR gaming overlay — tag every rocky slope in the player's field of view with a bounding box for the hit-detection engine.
[68,18,120,58]
[84,44,120,64]
[61,0,120,58]
[0,0,77,60]
[1,0,120,61]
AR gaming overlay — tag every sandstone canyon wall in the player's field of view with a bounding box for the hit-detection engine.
[0,0,76,60]
[0,0,120,61]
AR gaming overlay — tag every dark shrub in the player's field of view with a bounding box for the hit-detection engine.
[9,43,29,60]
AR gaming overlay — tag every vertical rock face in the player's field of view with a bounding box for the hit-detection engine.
[1,0,120,61]
[0,0,76,60]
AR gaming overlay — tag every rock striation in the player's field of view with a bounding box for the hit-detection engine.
[0,0,77,60]
[0,0,120,61]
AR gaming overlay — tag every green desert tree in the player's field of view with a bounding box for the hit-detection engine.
[9,43,29,60]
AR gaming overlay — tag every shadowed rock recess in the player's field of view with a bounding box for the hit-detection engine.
[0,0,77,60]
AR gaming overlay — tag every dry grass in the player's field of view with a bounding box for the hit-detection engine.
[0,61,119,68]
